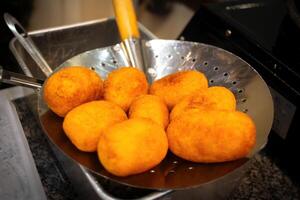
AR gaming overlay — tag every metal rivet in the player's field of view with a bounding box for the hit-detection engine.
[188,167,194,170]
[169,170,175,173]
[148,68,157,77]
[145,41,151,47]
[173,161,178,164]
[179,36,185,41]
[150,170,155,173]
[225,29,232,37]
[113,44,120,51]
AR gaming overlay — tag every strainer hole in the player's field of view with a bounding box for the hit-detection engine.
[101,63,106,67]
[192,58,196,62]
[168,54,172,58]
[155,55,159,58]
[238,89,243,93]
[204,61,208,66]
[243,108,248,113]
[223,72,228,76]
[210,79,214,83]
[232,81,237,85]
[242,98,247,103]
[214,67,219,71]
[90,67,95,71]
[112,60,117,64]
[181,56,185,60]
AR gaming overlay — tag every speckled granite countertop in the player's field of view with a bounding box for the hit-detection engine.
[13,95,300,200]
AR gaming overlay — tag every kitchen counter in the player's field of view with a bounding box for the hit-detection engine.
[12,93,300,199]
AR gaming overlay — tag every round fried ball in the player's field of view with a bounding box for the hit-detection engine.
[103,67,148,111]
[63,101,127,152]
[98,118,168,177]
[167,109,256,163]
[43,66,103,117]
[149,70,208,109]
[170,86,236,120]
[129,95,169,128]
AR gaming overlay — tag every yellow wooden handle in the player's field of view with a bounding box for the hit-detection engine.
[112,0,140,41]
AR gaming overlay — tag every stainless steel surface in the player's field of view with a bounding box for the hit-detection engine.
[36,39,273,189]
[0,86,46,200]
[84,168,172,200]
[4,13,53,77]
[122,38,145,72]
[0,66,43,89]
[9,17,273,196]
[143,39,274,154]
[10,18,169,199]
[10,18,153,80]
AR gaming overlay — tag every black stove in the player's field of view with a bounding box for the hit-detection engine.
[180,0,300,182]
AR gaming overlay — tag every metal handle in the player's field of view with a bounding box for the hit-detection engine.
[82,166,172,200]
[112,0,145,73]
[0,66,43,89]
[4,13,53,77]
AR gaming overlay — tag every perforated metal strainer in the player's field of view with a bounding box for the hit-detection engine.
[0,0,274,193]
[36,39,274,190]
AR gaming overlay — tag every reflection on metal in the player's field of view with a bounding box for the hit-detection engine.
[122,38,145,72]
[225,29,232,37]
[225,3,265,11]
[0,66,43,89]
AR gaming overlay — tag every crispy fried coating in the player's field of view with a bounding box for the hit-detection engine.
[167,109,256,163]
[98,118,168,177]
[43,66,103,117]
[103,67,148,111]
[128,95,169,128]
[149,70,208,109]
[63,101,127,152]
[170,86,236,120]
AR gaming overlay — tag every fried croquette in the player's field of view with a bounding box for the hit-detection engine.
[63,101,127,152]
[167,109,256,163]
[149,70,208,109]
[129,95,169,128]
[97,118,168,177]
[103,67,148,111]
[170,86,236,120]
[43,66,103,117]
